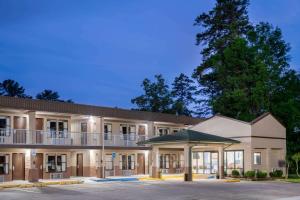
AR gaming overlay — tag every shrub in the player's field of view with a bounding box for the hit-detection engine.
[245,170,255,178]
[256,170,267,178]
[269,170,283,178]
[231,170,240,177]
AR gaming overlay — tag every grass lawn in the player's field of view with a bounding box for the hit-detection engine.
[283,174,300,183]
[285,178,300,183]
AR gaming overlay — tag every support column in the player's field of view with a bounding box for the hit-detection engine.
[266,148,272,176]
[151,146,160,178]
[218,146,224,179]
[96,150,105,178]
[184,144,192,181]
[28,111,36,144]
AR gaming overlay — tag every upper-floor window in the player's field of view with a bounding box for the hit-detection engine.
[47,120,68,138]
[253,152,261,165]
[104,123,112,140]
[120,124,127,135]
[81,122,87,133]
[129,125,136,135]
[47,120,68,132]
[0,116,10,137]
[0,116,10,129]
[157,127,169,136]
[173,129,179,134]
[138,125,146,135]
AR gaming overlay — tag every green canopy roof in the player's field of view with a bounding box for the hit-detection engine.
[139,129,239,145]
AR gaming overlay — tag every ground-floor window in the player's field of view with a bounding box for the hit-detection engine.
[192,152,218,174]
[160,154,170,169]
[224,150,244,175]
[119,154,135,170]
[253,152,261,165]
[46,154,67,173]
[0,154,9,175]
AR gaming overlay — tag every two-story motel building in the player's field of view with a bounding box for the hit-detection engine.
[0,96,286,182]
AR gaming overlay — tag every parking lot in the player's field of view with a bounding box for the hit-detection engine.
[1,180,300,200]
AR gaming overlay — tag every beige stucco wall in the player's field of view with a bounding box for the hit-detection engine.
[250,115,286,174]
[252,114,286,138]
[191,115,251,138]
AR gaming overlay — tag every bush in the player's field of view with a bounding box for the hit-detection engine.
[231,170,240,177]
[256,170,267,178]
[269,170,283,178]
[245,170,255,178]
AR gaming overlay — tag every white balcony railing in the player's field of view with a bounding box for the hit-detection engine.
[0,128,148,147]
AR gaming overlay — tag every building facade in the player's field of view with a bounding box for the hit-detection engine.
[0,96,286,182]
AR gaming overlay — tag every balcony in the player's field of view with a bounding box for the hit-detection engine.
[0,128,148,147]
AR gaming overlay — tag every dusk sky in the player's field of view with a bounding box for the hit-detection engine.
[0,0,300,109]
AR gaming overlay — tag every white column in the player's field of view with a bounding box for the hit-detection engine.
[94,117,102,146]
[28,111,36,144]
[184,144,192,181]
[151,146,160,178]
[218,146,224,179]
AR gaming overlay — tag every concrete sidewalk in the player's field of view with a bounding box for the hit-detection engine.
[0,178,83,189]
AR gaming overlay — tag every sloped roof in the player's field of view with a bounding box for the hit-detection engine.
[201,112,285,128]
[140,129,239,145]
[0,96,204,125]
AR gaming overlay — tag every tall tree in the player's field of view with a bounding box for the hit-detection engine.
[171,73,197,116]
[36,89,60,101]
[193,0,252,114]
[131,74,173,113]
[0,79,31,98]
[207,38,269,121]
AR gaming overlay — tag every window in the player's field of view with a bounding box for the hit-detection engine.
[157,127,169,136]
[128,154,135,170]
[0,155,9,175]
[81,122,87,133]
[119,154,135,170]
[224,151,244,175]
[129,125,136,140]
[104,123,112,140]
[192,152,217,174]
[0,116,10,138]
[173,129,179,133]
[120,124,127,134]
[47,120,68,138]
[160,154,170,169]
[0,116,9,129]
[253,152,261,165]
[46,154,67,173]
[138,125,146,135]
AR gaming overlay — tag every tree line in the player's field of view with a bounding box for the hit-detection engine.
[0,79,73,103]
[131,0,300,157]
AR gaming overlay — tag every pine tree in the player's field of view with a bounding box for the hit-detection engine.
[171,73,197,116]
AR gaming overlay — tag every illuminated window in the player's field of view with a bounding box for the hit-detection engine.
[253,152,261,165]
